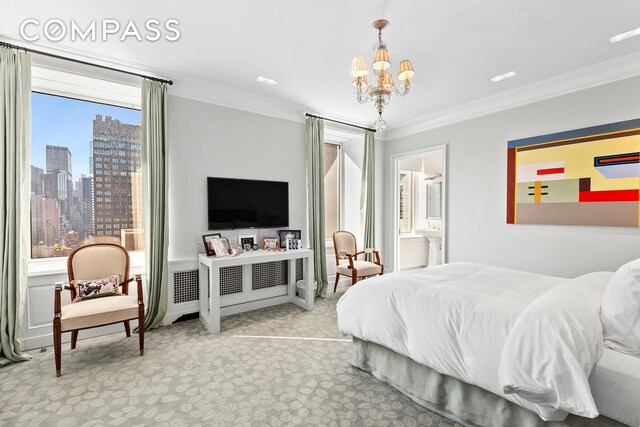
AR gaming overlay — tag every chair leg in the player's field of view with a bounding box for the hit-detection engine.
[334,274,340,293]
[71,330,78,349]
[138,310,145,356]
[53,319,62,377]
[380,266,384,275]
[352,270,358,285]
[124,321,131,338]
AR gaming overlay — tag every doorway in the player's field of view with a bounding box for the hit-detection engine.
[390,145,446,272]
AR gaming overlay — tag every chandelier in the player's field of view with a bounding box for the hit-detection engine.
[351,19,415,131]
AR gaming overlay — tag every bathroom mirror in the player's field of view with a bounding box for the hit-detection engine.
[427,182,442,219]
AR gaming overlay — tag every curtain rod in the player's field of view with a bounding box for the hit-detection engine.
[0,40,173,85]
[305,113,376,133]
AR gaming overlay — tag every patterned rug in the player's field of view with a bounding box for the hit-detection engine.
[0,289,457,426]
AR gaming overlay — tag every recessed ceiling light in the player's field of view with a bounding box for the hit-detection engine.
[256,76,277,86]
[609,28,640,43]
[491,71,517,83]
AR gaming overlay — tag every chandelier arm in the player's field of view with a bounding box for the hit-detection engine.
[392,82,411,97]
[356,87,371,104]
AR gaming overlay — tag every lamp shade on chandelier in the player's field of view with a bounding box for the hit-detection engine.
[351,19,415,131]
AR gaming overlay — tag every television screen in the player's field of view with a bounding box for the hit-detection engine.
[207,177,289,229]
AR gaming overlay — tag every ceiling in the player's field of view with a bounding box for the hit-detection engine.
[1,0,639,137]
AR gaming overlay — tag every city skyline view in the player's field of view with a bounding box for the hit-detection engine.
[30,92,143,258]
[32,93,141,177]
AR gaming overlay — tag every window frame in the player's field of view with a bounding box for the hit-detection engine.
[28,65,143,274]
[322,141,344,246]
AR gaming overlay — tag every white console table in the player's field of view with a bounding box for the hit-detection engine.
[198,249,314,334]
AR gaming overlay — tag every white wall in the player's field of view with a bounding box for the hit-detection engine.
[168,96,307,260]
[168,96,385,285]
[384,76,640,278]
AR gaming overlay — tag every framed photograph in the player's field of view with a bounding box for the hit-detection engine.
[238,234,257,250]
[211,237,232,258]
[278,229,301,248]
[262,236,280,251]
[285,238,302,251]
[202,233,222,256]
[231,243,244,256]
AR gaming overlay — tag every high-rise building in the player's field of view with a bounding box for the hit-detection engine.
[46,145,72,177]
[31,166,44,195]
[30,194,43,245]
[92,114,141,239]
[41,198,61,246]
[43,173,58,199]
[81,176,94,239]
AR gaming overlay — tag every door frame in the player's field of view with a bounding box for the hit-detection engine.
[389,144,447,272]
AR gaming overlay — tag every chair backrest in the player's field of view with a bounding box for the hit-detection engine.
[67,243,130,296]
[333,231,357,264]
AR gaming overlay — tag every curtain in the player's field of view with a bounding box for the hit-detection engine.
[305,117,329,297]
[361,130,375,262]
[141,79,169,330]
[0,46,32,366]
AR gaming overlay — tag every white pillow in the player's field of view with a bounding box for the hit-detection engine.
[601,258,640,355]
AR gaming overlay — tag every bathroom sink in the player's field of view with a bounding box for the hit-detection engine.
[415,229,441,238]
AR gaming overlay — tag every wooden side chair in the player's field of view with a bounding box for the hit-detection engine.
[53,243,144,377]
[332,230,384,292]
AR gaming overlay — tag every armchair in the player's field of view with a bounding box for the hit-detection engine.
[53,243,144,377]
[332,230,383,292]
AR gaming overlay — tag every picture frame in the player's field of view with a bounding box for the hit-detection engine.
[231,243,244,256]
[238,234,257,250]
[285,238,303,252]
[211,237,232,258]
[278,229,301,248]
[202,233,222,256]
[262,236,280,251]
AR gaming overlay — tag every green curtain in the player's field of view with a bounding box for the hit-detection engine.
[305,117,329,297]
[361,130,375,262]
[0,46,32,366]
[141,79,169,330]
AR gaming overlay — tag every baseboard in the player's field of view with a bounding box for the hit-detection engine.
[23,320,138,351]
[220,295,291,317]
[329,275,353,292]
[164,302,200,326]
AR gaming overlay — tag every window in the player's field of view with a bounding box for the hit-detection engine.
[323,143,341,239]
[30,92,143,259]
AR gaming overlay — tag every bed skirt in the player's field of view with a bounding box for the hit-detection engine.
[351,338,624,427]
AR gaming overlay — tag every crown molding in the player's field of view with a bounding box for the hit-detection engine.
[384,51,640,140]
[3,34,639,143]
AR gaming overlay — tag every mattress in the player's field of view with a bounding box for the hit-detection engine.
[591,349,640,427]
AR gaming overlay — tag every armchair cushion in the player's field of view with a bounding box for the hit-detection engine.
[71,276,121,302]
[337,260,383,277]
[61,295,138,332]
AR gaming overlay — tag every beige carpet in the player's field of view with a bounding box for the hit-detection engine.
[0,289,457,426]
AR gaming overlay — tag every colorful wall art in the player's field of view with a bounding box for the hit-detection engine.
[507,118,640,227]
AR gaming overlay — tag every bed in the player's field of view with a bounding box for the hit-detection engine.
[336,262,640,427]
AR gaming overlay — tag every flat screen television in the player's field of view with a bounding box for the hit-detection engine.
[207,177,289,229]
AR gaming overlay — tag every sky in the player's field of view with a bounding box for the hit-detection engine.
[31,92,141,179]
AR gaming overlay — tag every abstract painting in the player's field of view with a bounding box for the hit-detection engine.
[507,118,640,227]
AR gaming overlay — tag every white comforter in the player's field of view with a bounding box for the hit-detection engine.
[336,262,612,421]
